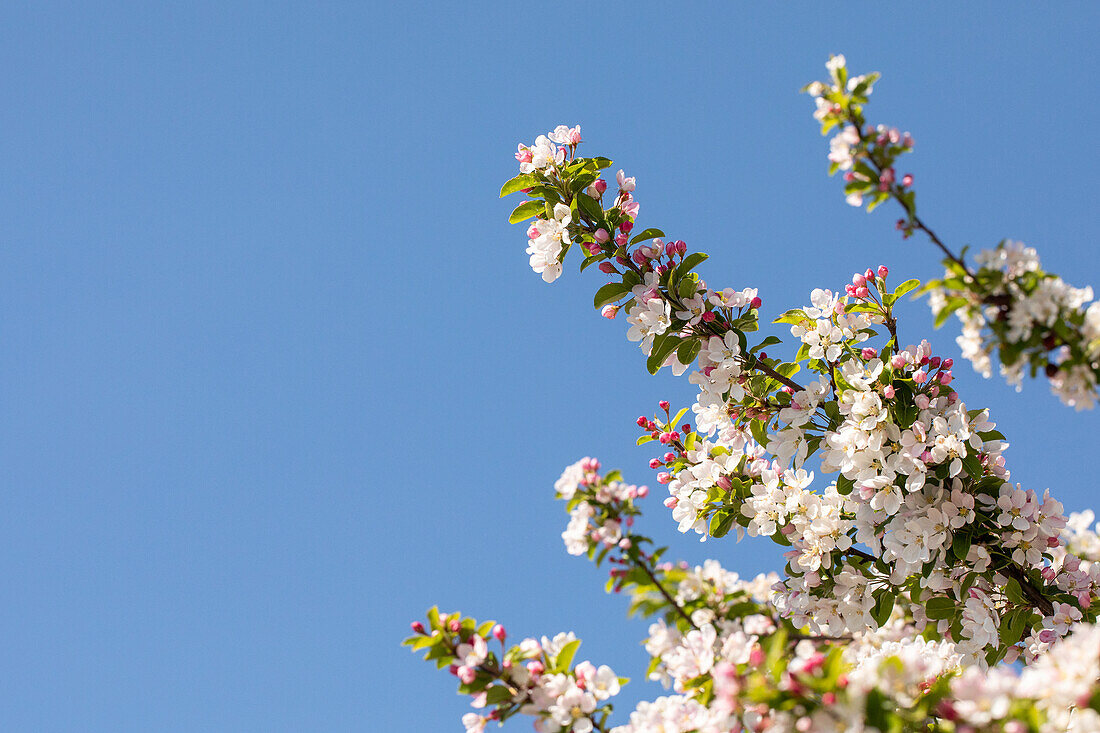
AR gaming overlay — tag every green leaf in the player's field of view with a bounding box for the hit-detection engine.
[509,200,543,224]
[500,174,538,198]
[773,309,808,326]
[710,510,735,538]
[594,282,631,308]
[1004,577,1026,605]
[871,589,895,627]
[647,333,682,375]
[587,157,613,171]
[629,228,665,245]
[676,252,708,277]
[750,336,783,354]
[676,338,702,367]
[892,278,921,299]
[553,639,581,673]
[484,685,514,705]
[925,596,956,620]
[932,296,968,328]
[951,531,972,563]
[749,418,769,448]
[961,452,983,479]
[836,474,854,496]
[575,193,604,222]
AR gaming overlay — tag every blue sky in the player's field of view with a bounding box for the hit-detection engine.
[0,2,1097,730]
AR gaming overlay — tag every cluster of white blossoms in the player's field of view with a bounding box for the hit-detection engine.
[522,659,621,733]
[555,458,648,559]
[929,240,1100,409]
[646,278,1100,666]
[438,624,621,733]
[515,126,578,175]
[525,202,572,284]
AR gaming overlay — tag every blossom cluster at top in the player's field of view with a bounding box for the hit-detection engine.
[803,55,1100,409]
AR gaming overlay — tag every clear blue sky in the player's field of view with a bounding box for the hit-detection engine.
[0,2,1097,730]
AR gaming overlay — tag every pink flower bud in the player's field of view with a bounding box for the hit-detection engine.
[883,385,895,398]
[915,395,930,409]
[864,268,875,280]
[632,250,647,265]
[636,416,647,427]
[715,476,733,491]
[877,265,889,278]
[659,400,670,411]
[619,220,633,234]
[527,660,544,676]
[598,262,617,274]
[449,619,461,632]
[458,665,477,684]
[411,621,425,634]
[855,286,869,299]
[861,348,877,360]
[601,305,618,319]
[701,311,716,322]
[749,647,765,668]
[649,458,661,469]
[852,274,866,288]
[492,624,506,641]
[594,179,607,194]
[750,296,762,309]
[583,242,601,255]
[938,372,952,385]
[664,496,677,508]
[913,369,927,384]
[902,174,913,187]
[929,356,941,369]
[614,233,628,246]
[891,355,906,369]
[942,358,953,369]
[618,538,631,549]
[637,485,648,497]
[657,472,670,484]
